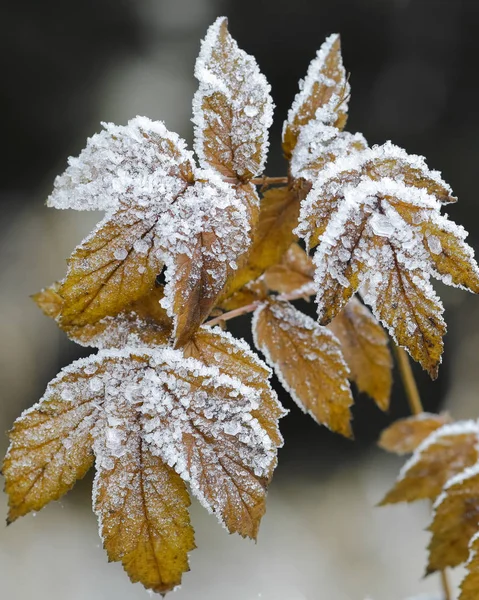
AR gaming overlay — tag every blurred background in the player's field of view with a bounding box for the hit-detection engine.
[2,0,479,598]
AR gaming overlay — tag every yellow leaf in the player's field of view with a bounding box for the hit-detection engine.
[283,34,349,159]
[460,532,479,600]
[264,243,314,294]
[253,300,354,437]
[193,17,273,181]
[328,297,392,410]
[219,278,268,312]
[380,422,479,505]
[378,413,452,455]
[94,401,195,594]
[221,184,304,300]
[3,363,102,522]
[427,465,479,573]
[34,283,172,349]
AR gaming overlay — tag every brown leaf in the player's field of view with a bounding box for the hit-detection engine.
[193,17,273,181]
[219,278,268,312]
[264,243,314,294]
[328,297,392,410]
[33,283,172,349]
[3,362,102,522]
[378,413,452,455]
[221,184,305,300]
[380,422,479,505]
[94,402,195,594]
[427,465,479,573]
[283,34,349,159]
[460,532,479,600]
[253,300,354,437]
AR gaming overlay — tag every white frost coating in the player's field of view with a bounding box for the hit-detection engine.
[394,420,479,485]
[192,16,274,178]
[432,460,479,513]
[48,116,194,212]
[284,33,349,136]
[252,301,351,430]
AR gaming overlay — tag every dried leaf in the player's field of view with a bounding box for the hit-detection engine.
[427,464,479,574]
[294,143,477,376]
[460,532,479,600]
[193,17,273,181]
[93,401,195,594]
[253,300,353,437]
[380,422,479,505]
[219,277,268,312]
[222,184,304,299]
[3,362,102,522]
[283,34,349,159]
[328,297,392,410]
[378,413,453,455]
[34,283,172,349]
[264,243,315,294]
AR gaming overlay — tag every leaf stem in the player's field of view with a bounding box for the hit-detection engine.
[394,345,453,600]
[205,284,315,328]
[222,176,289,186]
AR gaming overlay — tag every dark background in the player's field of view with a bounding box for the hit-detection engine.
[1,2,479,597]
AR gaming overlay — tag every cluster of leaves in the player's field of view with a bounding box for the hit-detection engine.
[3,16,479,596]
[380,415,479,600]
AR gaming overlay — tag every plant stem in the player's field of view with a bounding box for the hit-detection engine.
[205,284,315,328]
[222,175,288,186]
[394,345,452,600]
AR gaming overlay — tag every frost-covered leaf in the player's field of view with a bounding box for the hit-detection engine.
[380,421,479,505]
[5,346,282,591]
[378,413,452,455]
[253,300,353,437]
[193,17,273,181]
[283,34,349,159]
[3,360,102,522]
[427,464,479,574]
[328,297,392,410]
[294,143,477,376]
[460,532,479,600]
[93,401,195,594]
[34,283,172,349]
[222,185,303,299]
[219,277,268,312]
[264,243,315,294]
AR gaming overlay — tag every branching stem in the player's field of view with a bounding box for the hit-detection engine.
[394,345,452,600]
[222,175,288,187]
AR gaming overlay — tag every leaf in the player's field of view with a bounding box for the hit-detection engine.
[427,464,479,574]
[221,184,304,300]
[93,401,195,594]
[264,243,315,294]
[193,16,274,181]
[5,346,282,591]
[378,413,452,455]
[253,300,354,437]
[283,34,349,159]
[294,143,476,376]
[380,421,479,505]
[219,277,268,312]
[460,532,479,600]
[328,297,392,410]
[3,360,102,522]
[34,283,172,349]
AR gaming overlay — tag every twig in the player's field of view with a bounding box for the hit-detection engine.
[222,175,288,187]
[394,345,453,600]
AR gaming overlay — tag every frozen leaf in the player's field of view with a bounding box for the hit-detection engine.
[264,243,315,294]
[5,346,282,591]
[283,34,349,159]
[193,17,274,181]
[378,413,452,455]
[328,297,392,410]
[3,360,103,522]
[427,464,479,574]
[34,283,172,349]
[294,143,476,376]
[460,532,479,600]
[219,277,268,312]
[380,421,479,505]
[222,184,304,299]
[93,402,195,594]
[253,300,354,437]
